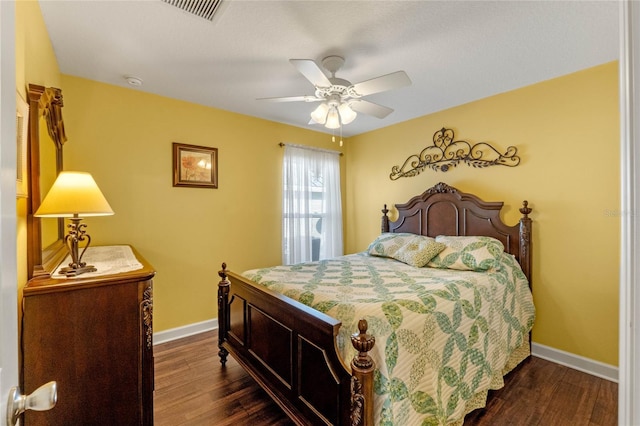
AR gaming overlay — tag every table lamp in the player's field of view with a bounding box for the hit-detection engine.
[34,171,114,277]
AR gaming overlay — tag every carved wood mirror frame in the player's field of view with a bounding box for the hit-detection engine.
[26,84,68,280]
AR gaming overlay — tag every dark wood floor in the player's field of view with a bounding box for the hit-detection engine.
[153,331,617,426]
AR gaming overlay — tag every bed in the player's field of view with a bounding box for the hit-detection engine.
[217,182,534,425]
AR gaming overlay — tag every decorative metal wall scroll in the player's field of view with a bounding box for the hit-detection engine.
[390,127,520,180]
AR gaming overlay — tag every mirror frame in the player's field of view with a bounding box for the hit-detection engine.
[26,84,68,280]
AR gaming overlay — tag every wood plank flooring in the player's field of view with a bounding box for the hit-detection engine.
[153,331,617,426]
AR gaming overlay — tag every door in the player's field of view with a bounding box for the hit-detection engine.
[0,1,20,425]
[620,2,640,424]
[1,7,58,424]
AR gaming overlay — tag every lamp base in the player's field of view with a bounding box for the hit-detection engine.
[58,264,97,277]
[60,215,97,277]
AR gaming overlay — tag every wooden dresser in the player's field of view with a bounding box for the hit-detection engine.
[21,246,155,426]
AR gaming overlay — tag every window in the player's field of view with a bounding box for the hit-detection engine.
[282,145,343,265]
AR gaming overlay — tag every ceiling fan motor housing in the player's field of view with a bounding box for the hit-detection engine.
[318,56,358,99]
[315,81,355,100]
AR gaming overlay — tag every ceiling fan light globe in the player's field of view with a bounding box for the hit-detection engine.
[325,107,341,129]
[338,103,357,124]
[310,103,329,124]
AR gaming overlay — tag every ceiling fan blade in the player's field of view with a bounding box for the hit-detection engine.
[351,71,411,97]
[290,59,332,88]
[350,99,394,119]
[256,95,322,102]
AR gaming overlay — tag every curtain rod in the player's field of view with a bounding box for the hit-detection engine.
[278,142,343,156]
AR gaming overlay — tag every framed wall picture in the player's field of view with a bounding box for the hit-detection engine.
[172,142,218,188]
[16,90,29,198]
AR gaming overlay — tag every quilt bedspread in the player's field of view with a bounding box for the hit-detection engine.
[243,252,535,425]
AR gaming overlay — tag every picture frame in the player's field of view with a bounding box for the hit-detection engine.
[172,142,218,188]
[16,90,29,198]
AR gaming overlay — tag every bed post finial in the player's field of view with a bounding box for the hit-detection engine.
[350,319,375,426]
[351,319,375,367]
[381,204,390,233]
[218,262,230,365]
[518,201,533,287]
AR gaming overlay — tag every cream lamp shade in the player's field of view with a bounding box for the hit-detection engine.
[337,102,357,124]
[310,101,357,129]
[325,107,341,129]
[35,171,114,218]
[34,171,113,277]
[310,102,330,124]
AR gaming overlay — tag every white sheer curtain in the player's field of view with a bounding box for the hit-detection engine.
[282,144,343,265]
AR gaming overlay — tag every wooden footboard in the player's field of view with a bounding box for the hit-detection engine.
[218,264,375,426]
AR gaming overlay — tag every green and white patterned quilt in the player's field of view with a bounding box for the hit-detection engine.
[243,252,535,425]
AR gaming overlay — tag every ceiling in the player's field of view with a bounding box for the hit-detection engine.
[38,0,620,138]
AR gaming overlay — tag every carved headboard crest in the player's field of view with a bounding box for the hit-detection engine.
[425,182,457,194]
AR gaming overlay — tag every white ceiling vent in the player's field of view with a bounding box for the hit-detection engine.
[161,0,223,22]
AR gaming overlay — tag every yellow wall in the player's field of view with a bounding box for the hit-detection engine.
[18,0,619,367]
[60,76,346,332]
[345,62,620,365]
[15,0,62,301]
[15,0,60,98]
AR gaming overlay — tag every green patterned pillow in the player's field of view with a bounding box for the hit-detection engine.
[367,233,413,257]
[393,236,447,267]
[368,233,446,267]
[426,235,505,271]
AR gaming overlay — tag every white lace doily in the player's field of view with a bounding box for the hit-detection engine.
[53,245,143,279]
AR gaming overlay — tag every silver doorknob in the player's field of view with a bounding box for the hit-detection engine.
[6,381,57,426]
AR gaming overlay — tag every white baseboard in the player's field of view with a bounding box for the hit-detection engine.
[153,319,218,345]
[532,342,618,383]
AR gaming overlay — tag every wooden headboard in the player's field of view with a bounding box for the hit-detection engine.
[381,182,532,284]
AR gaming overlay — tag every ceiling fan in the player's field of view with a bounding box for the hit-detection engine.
[258,56,411,129]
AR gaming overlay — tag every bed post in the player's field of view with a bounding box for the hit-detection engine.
[381,204,390,233]
[350,319,375,426]
[518,201,533,286]
[217,263,230,365]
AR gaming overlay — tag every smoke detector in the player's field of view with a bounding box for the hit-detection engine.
[124,76,143,87]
